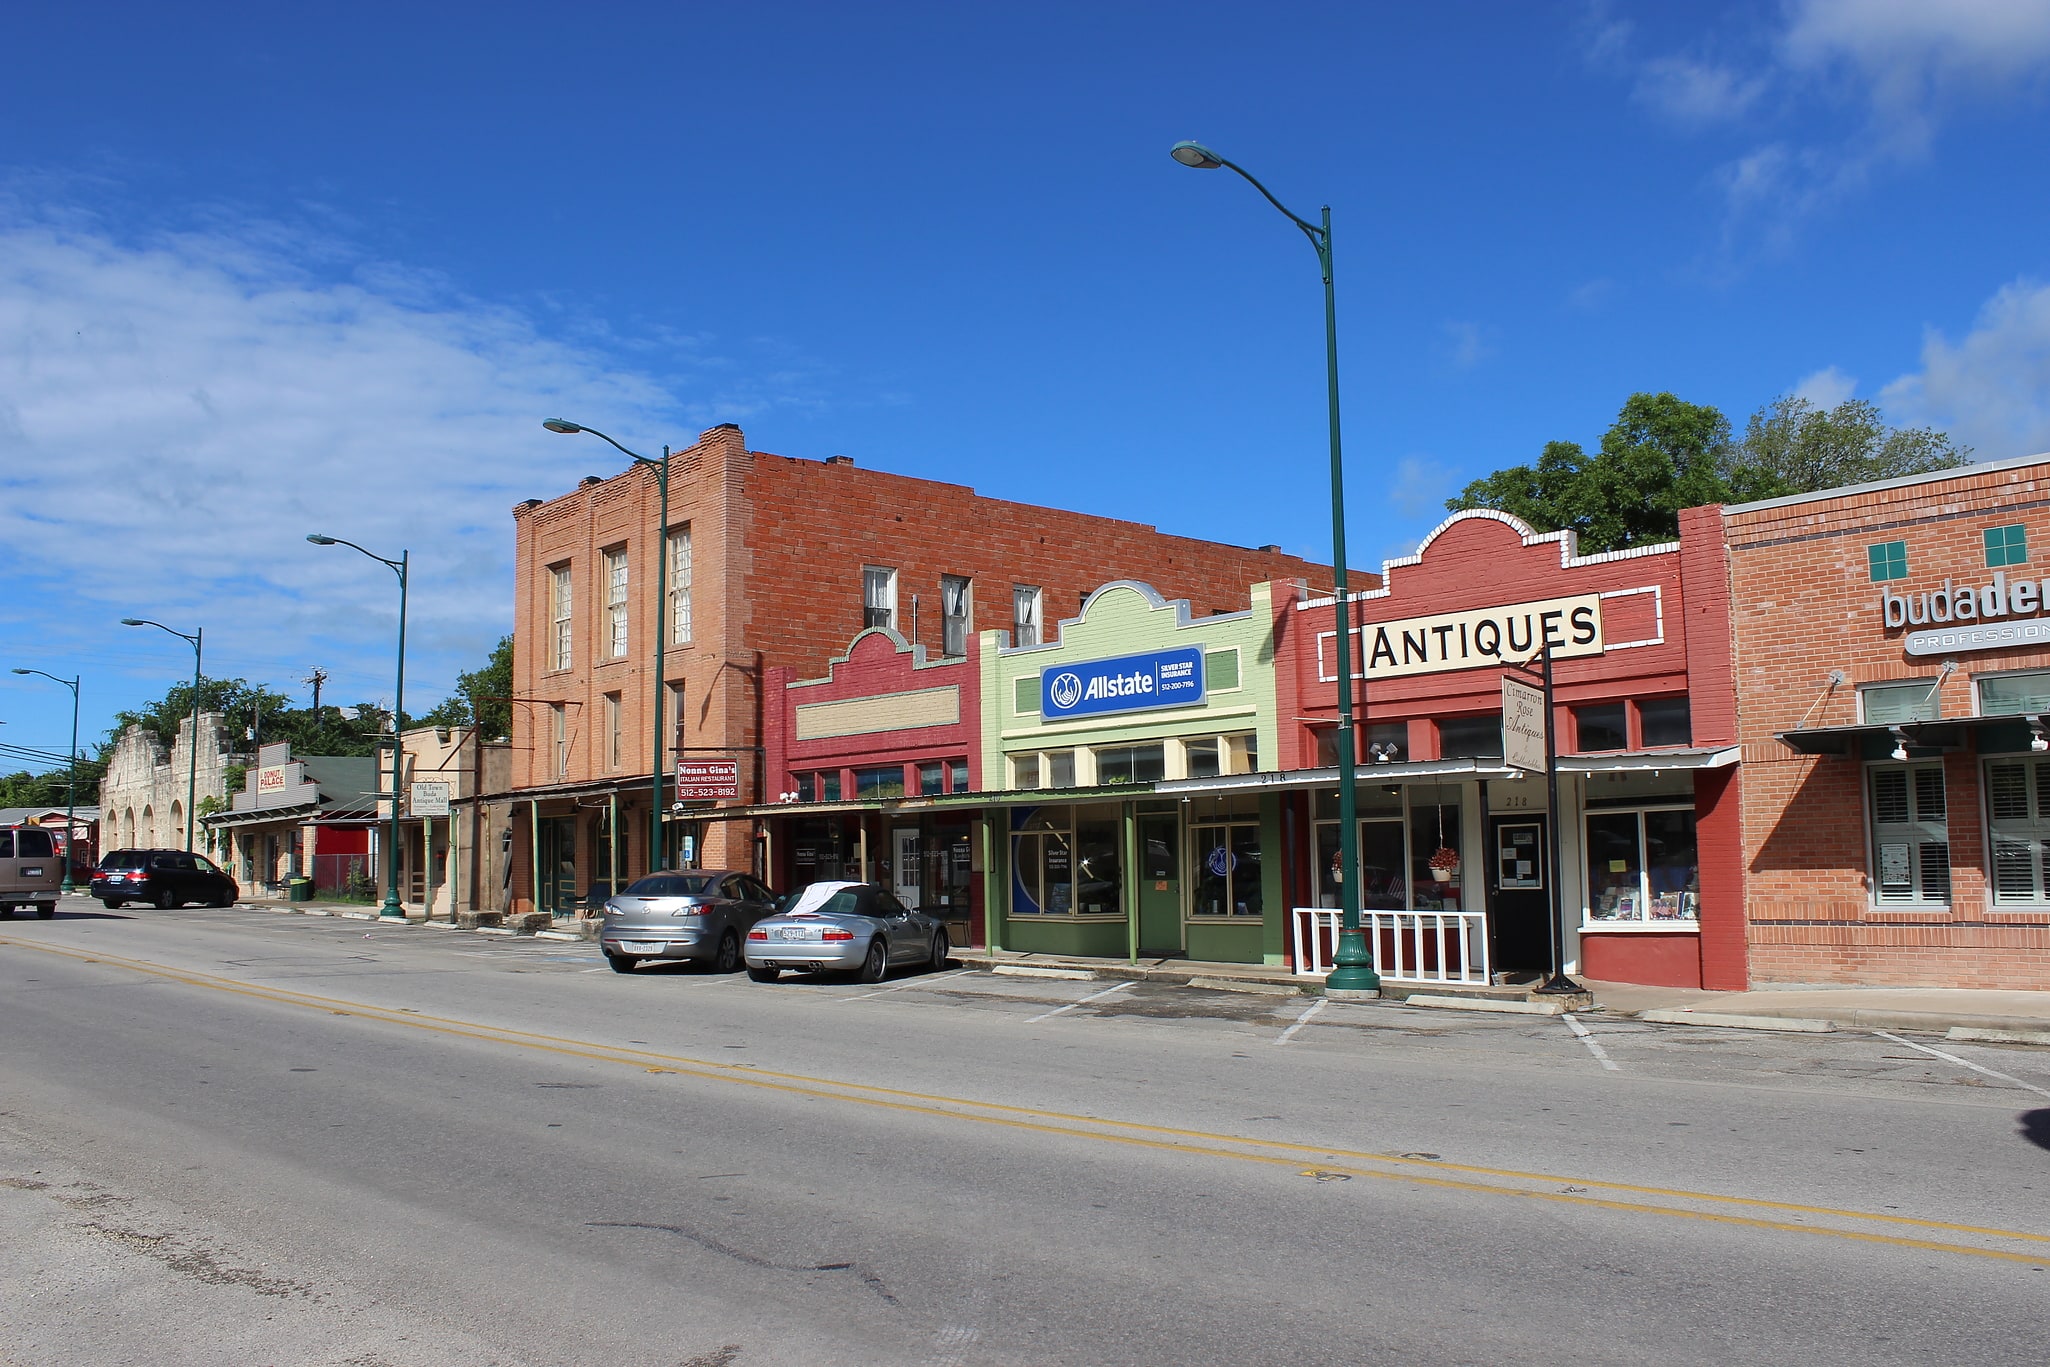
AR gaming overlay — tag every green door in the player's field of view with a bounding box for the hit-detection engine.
[1137,814,1182,957]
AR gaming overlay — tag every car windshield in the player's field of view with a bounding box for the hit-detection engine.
[786,883,867,917]
[622,873,721,897]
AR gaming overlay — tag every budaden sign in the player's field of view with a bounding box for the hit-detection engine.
[1327,593,1605,682]
[1883,572,2050,657]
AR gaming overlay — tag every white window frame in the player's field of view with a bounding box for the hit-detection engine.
[668,524,693,646]
[1866,761,1950,907]
[863,566,897,631]
[605,692,622,771]
[1983,754,2050,906]
[1013,585,1043,647]
[941,575,972,657]
[550,704,569,779]
[1973,667,2050,717]
[604,547,629,659]
[1859,678,1941,725]
[550,565,573,672]
[1580,802,1699,930]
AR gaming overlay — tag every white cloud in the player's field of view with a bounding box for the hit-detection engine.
[1566,278,1616,311]
[1388,454,1455,519]
[0,210,738,715]
[1880,277,2050,458]
[1634,56,1769,124]
[1438,320,1497,369]
[1793,364,1859,407]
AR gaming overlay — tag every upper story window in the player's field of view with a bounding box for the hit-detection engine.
[863,566,897,631]
[1095,743,1165,785]
[668,525,693,645]
[1638,696,1692,747]
[1978,671,2050,717]
[1985,524,2029,568]
[1868,540,1909,583]
[1574,703,1627,752]
[604,692,622,769]
[603,547,629,659]
[1861,679,1941,724]
[550,565,573,671]
[550,704,568,779]
[1438,715,1503,760]
[854,765,905,799]
[1013,585,1043,647]
[1365,722,1407,764]
[941,575,972,657]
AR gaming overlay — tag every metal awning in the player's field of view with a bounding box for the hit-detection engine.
[1557,745,1740,773]
[1157,758,1515,798]
[1775,720,1982,756]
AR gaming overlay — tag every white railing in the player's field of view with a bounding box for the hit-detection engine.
[1291,908,1491,986]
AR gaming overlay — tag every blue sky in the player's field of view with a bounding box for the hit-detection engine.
[3,1,2049,765]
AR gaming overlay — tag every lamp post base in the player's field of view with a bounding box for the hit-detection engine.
[1533,972,1585,995]
[379,901,408,921]
[1324,927,1380,995]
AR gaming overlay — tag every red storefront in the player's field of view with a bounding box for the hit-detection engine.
[758,627,985,947]
[1275,508,1745,989]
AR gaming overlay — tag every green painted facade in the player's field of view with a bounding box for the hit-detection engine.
[977,580,1289,965]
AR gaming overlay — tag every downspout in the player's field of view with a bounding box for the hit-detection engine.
[529,796,542,917]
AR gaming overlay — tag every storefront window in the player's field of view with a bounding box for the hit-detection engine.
[1868,764,1949,905]
[791,818,852,883]
[1312,783,1461,912]
[1191,821,1262,917]
[1096,743,1165,785]
[1978,672,2050,717]
[1574,704,1627,752]
[1985,758,2050,904]
[1011,806,1118,917]
[1584,807,1698,924]
[1638,696,1692,747]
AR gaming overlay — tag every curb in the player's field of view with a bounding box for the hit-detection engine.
[1186,976,1302,996]
[1406,995,1566,1017]
[1947,1026,2050,1047]
[992,965,1096,980]
[1640,1009,1835,1033]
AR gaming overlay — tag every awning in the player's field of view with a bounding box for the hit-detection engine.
[1157,758,1515,798]
[1557,745,1740,773]
[1776,720,1978,756]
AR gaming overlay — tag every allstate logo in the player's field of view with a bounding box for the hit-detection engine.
[1049,672,1083,710]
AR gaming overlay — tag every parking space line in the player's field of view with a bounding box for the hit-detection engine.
[1873,1030,2050,1099]
[1025,981,1130,1024]
[848,968,974,1000]
[1563,1013,1621,1071]
[1274,997,1327,1045]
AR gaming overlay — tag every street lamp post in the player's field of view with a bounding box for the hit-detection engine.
[11,668,82,891]
[306,535,411,921]
[543,420,671,876]
[1171,140,1378,995]
[120,618,203,854]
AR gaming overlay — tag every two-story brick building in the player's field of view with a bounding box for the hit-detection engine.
[508,422,1332,917]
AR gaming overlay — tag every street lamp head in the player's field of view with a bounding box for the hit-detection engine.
[119,618,145,627]
[542,419,584,434]
[10,668,27,675]
[306,534,337,545]
[1170,141,1224,169]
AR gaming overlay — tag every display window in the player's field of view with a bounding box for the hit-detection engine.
[1010,805,1121,917]
[1867,763,1949,906]
[1584,806,1698,925]
[1984,757,2050,905]
[1312,783,1464,914]
[1190,821,1262,918]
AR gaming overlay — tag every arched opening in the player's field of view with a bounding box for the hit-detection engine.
[141,805,155,846]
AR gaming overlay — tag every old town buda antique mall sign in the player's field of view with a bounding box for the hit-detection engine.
[1884,572,2050,656]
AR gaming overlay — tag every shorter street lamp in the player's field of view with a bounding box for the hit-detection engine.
[11,668,82,891]
[307,534,411,921]
[120,617,203,853]
[543,419,671,874]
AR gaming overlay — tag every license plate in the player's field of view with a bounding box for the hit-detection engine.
[779,927,813,941]
[623,941,665,954]
[21,867,42,876]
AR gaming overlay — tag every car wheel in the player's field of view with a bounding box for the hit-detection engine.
[713,929,742,974]
[155,887,178,910]
[211,889,234,908]
[857,940,888,985]
[929,929,950,970]
[37,902,57,919]
[605,952,637,974]
[746,964,780,983]
[101,898,123,910]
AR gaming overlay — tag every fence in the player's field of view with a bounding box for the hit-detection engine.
[312,852,376,901]
[1291,908,1491,986]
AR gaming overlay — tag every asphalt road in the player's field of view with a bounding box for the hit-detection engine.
[3,897,2047,1367]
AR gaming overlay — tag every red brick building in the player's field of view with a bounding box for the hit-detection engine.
[507,423,1330,916]
[1275,508,1743,989]
[1723,457,2050,989]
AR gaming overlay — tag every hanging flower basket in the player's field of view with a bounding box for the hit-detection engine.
[1428,846,1460,882]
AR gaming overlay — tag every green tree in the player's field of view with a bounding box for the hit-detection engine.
[415,635,514,740]
[1736,395,1969,495]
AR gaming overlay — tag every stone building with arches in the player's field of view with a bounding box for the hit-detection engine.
[98,712,249,854]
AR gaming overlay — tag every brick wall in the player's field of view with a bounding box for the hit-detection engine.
[1726,461,2050,988]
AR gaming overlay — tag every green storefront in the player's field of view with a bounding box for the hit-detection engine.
[979,580,1288,965]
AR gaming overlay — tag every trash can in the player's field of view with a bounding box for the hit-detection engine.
[288,876,314,903]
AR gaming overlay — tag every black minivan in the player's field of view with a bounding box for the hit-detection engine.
[91,849,239,910]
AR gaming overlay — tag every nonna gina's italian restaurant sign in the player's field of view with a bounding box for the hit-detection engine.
[1885,572,2050,657]
[1042,646,1205,720]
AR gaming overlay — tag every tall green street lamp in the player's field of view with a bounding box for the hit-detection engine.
[120,617,204,854]
[1171,139,1378,995]
[307,535,411,921]
[11,668,82,891]
[544,419,672,877]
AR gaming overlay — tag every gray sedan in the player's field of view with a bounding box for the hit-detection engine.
[743,881,950,984]
[600,870,781,974]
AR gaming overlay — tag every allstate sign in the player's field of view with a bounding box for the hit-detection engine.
[1042,647,1206,720]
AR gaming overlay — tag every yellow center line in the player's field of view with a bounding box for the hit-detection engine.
[9,935,2047,1266]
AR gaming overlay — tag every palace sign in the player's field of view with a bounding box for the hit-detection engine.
[1041,646,1206,720]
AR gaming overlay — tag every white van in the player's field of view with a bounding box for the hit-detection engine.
[1,825,63,917]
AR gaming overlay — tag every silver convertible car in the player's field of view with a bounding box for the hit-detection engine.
[743,881,950,984]
[600,869,782,974]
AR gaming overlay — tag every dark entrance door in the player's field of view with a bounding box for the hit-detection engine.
[1487,816,1552,977]
[1136,814,1182,957]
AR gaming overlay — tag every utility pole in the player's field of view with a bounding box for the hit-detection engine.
[305,668,328,716]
